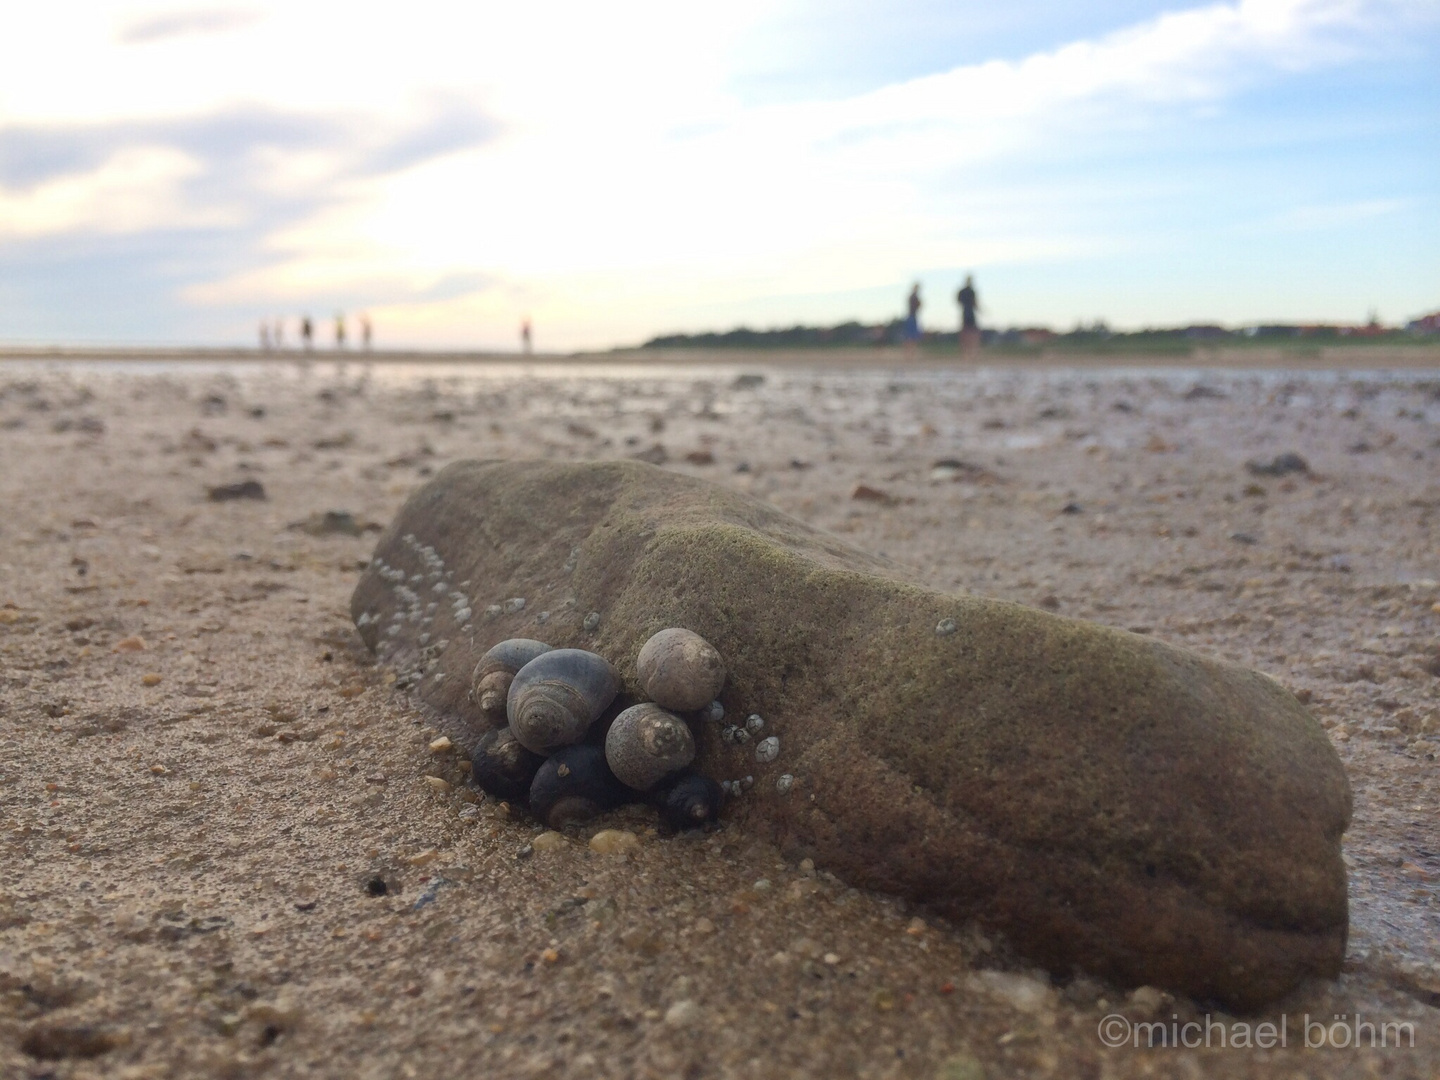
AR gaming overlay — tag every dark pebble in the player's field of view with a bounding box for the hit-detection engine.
[207,480,266,502]
[1245,453,1309,476]
[21,1024,120,1060]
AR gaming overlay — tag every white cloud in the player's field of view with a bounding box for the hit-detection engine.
[0,146,233,238]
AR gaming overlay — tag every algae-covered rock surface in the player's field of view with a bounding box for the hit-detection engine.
[352,458,1351,1009]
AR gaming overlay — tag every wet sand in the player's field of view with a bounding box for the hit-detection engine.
[1,357,1437,1078]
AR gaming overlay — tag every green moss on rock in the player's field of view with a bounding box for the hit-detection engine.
[352,459,1350,1009]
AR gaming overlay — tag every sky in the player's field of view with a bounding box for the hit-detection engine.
[0,0,1436,350]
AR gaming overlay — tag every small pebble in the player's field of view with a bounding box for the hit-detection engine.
[113,635,147,653]
[532,830,568,853]
[423,776,451,793]
[755,736,780,763]
[589,829,640,855]
[664,999,701,1027]
[141,673,162,686]
[428,736,452,753]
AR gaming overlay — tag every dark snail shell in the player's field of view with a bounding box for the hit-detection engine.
[507,648,620,755]
[653,773,723,832]
[470,727,545,804]
[636,628,726,712]
[472,638,553,725]
[605,702,696,792]
[528,743,630,830]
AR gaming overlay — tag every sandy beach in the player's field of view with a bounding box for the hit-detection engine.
[1,355,1437,1078]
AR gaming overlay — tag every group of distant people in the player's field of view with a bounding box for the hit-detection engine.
[259,312,372,351]
[903,275,982,354]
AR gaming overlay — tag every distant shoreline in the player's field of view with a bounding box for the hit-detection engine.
[1,343,1438,370]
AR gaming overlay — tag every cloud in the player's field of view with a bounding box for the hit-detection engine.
[118,8,262,45]
[0,146,230,238]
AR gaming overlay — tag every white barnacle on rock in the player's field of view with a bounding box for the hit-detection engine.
[746,714,764,734]
[936,618,957,636]
[583,611,601,631]
[504,597,527,614]
[432,581,447,593]
[756,736,780,763]
[455,607,472,624]
[775,774,794,794]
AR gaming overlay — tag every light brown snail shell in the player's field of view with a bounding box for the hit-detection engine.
[507,648,620,754]
[605,702,696,792]
[472,638,553,724]
[635,628,726,712]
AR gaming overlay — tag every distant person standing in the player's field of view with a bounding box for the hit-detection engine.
[359,313,373,351]
[259,320,271,351]
[903,283,922,355]
[521,318,533,355]
[957,274,981,354]
[301,315,314,351]
[334,312,347,349]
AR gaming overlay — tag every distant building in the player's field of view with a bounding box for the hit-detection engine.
[1404,313,1439,335]
[1183,325,1228,339]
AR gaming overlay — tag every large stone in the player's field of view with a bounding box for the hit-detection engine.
[352,459,1350,1009]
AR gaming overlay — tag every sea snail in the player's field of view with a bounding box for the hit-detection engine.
[507,648,620,754]
[654,773,723,832]
[470,727,545,804]
[529,743,629,829]
[636,628,726,712]
[472,638,553,725]
[605,702,696,792]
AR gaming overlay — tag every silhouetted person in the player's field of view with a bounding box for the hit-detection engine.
[903,283,922,355]
[259,321,271,351]
[335,312,347,349]
[301,315,314,351]
[359,313,372,351]
[957,275,981,354]
[521,318,533,355]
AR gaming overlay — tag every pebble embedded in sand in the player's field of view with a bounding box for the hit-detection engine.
[588,829,640,855]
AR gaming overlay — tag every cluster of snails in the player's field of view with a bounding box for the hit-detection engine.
[467,629,728,833]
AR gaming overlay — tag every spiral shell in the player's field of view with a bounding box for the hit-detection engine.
[654,773,722,832]
[605,702,696,792]
[529,743,629,829]
[636,628,726,712]
[469,727,545,804]
[472,638,553,724]
[507,648,620,754]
